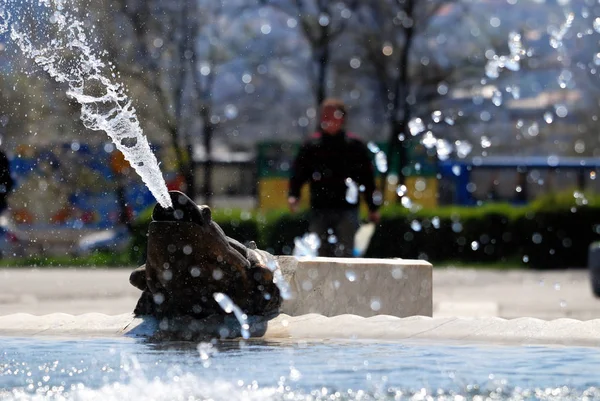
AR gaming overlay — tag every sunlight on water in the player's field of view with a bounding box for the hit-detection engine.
[1,0,172,208]
[4,338,600,401]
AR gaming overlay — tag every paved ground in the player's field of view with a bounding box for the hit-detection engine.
[0,267,599,320]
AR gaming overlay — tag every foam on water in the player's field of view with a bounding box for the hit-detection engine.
[3,373,600,401]
[0,0,172,208]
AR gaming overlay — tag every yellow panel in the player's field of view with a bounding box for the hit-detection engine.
[382,176,438,209]
[258,179,310,211]
[406,177,438,208]
[258,177,440,211]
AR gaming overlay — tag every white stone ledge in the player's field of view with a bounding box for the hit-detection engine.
[277,256,432,318]
[2,313,600,347]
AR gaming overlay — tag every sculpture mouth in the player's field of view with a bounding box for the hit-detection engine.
[150,190,250,271]
[152,190,209,225]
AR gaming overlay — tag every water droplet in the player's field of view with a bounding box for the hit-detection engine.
[452,165,461,176]
[554,283,561,291]
[161,270,173,282]
[289,367,302,381]
[436,139,453,160]
[492,89,503,106]
[411,220,422,232]
[345,270,357,282]
[293,233,321,257]
[471,241,479,251]
[212,269,223,280]
[396,185,407,197]
[367,142,380,153]
[452,222,463,233]
[318,13,330,27]
[382,43,393,56]
[375,151,388,173]
[421,131,437,149]
[260,24,272,34]
[408,117,425,136]
[370,298,382,311]
[455,140,472,158]
[392,267,404,279]
[345,178,359,204]
[594,17,600,33]
[349,57,361,69]
[224,104,238,119]
[153,293,165,305]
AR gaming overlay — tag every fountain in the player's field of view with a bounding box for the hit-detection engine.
[1,0,172,209]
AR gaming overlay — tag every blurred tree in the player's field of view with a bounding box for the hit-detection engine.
[259,0,359,114]
[98,0,198,200]
[354,0,463,195]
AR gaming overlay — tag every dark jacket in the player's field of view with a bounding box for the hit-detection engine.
[0,150,13,212]
[288,130,379,211]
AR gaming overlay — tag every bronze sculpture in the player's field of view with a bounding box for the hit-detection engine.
[130,191,282,320]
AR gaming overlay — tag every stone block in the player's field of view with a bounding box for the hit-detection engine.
[276,256,432,318]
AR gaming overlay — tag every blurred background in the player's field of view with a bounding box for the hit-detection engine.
[0,0,599,269]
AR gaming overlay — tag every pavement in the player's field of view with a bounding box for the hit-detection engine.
[1,266,599,320]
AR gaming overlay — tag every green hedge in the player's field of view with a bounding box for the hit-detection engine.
[131,191,600,269]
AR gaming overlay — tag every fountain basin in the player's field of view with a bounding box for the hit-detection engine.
[1,312,600,346]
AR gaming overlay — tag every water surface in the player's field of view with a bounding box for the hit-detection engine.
[1,337,599,400]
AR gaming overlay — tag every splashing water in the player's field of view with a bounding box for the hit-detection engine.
[213,293,250,339]
[550,12,575,50]
[292,232,321,257]
[264,258,292,300]
[485,31,526,79]
[250,249,292,300]
[1,0,172,208]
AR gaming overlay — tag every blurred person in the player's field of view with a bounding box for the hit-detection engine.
[288,98,380,257]
[0,146,14,215]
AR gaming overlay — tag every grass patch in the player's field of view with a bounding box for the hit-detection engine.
[0,251,136,268]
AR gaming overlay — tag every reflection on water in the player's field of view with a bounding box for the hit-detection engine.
[1,337,600,400]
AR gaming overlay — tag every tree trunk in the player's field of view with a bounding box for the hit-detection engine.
[200,106,213,207]
[393,0,415,196]
[316,44,329,105]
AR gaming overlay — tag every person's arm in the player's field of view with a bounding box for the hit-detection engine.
[287,144,311,211]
